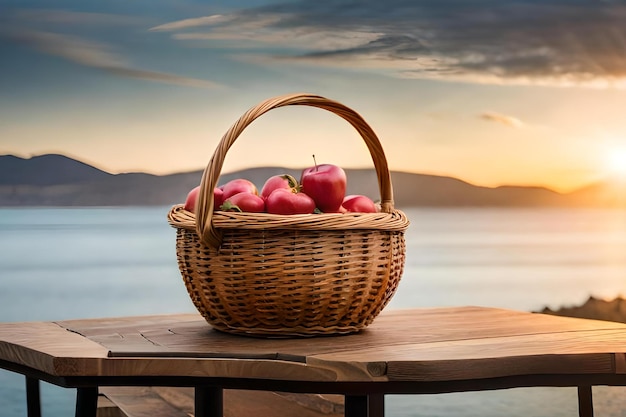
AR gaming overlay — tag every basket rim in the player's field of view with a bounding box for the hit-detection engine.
[168,204,409,232]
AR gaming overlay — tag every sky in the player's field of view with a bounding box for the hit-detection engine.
[1,0,626,193]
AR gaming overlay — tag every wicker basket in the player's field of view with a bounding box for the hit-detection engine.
[167,93,409,337]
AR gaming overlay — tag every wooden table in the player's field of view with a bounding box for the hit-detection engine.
[2,306,626,417]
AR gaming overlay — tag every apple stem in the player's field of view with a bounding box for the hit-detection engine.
[312,154,318,172]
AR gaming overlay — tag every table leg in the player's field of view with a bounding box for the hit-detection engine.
[75,387,98,417]
[25,377,41,417]
[195,386,223,417]
[345,394,385,417]
[577,386,594,417]
[369,394,385,417]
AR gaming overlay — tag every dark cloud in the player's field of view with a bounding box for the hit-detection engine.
[157,0,626,87]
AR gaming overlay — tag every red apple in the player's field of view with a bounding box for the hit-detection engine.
[220,192,265,213]
[260,174,299,199]
[342,195,378,213]
[266,188,316,215]
[221,178,258,199]
[300,163,346,213]
[184,186,225,213]
[213,187,224,209]
[183,186,200,212]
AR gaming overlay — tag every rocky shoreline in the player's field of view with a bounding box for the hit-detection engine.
[538,296,626,324]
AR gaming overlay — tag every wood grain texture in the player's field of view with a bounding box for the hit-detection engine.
[615,353,626,374]
[3,307,626,384]
[96,394,126,417]
[0,322,108,375]
[100,386,344,417]
[57,307,626,358]
[99,387,189,417]
[95,357,339,380]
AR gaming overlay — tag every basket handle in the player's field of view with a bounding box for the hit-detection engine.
[196,93,395,248]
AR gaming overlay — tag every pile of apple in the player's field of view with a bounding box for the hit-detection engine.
[183,161,378,215]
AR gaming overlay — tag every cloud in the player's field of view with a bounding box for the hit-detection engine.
[173,27,381,52]
[6,30,220,89]
[480,112,524,128]
[154,0,626,88]
[11,9,145,26]
[150,14,234,31]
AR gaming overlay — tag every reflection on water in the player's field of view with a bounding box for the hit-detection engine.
[0,207,625,416]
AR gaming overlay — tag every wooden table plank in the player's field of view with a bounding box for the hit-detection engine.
[55,314,202,337]
[100,387,344,417]
[6,307,626,417]
[4,307,626,383]
[307,327,626,381]
[0,322,109,376]
[616,353,626,373]
[94,356,340,380]
[385,353,614,382]
[56,307,626,360]
[310,328,626,362]
[99,387,190,417]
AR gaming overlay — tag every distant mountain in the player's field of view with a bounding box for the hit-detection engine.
[384,172,565,207]
[0,154,111,186]
[0,153,622,208]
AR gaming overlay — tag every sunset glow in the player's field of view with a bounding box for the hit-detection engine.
[1,1,626,194]
[607,148,626,177]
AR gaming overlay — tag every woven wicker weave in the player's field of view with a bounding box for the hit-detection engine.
[168,93,409,337]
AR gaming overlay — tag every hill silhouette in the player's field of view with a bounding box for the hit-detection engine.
[0,154,111,186]
[0,153,622,208]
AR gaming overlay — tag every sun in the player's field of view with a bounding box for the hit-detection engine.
[607,148,626,177]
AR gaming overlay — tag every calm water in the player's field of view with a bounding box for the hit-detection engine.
[1,207,625,416]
